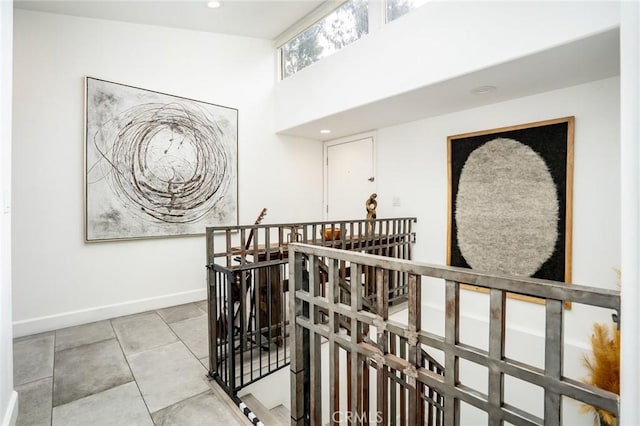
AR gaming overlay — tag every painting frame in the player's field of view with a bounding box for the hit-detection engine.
[84,77,239,242]
[447,117,574,304]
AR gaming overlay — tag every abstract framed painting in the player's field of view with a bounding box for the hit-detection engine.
[447,117,574,301]
[85,77,238,242]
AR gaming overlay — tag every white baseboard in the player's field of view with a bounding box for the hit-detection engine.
[1,390,18,426]
[12,288,207,338]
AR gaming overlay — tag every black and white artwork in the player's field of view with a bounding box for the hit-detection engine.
[447,117,574,285]
[85,77,238,241]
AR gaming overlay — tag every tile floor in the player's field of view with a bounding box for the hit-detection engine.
[13,301,250,426]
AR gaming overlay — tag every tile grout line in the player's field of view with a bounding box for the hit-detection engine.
[50,314,184,421]
[112,311,181,358]
[12,375,53,388]
[150,389,213,417]
[107,318,156,423]
[53,336,115,355]
[161,311,209,367]
[25,302,215,425]
[50,330,56,425]
[110,306,207,421]
[156,301,208,324]
[161,315,216,397]
[50,339,143,410]
[156,303,256,423]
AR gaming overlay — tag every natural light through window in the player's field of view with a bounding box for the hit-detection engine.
[386,0,429,22]
[280,0,368,79]
[278,0,431,79]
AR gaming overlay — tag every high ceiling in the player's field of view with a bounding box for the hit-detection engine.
[14,0,326,40]
[14,1,621,142]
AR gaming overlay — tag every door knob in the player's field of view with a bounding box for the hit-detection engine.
[368,177,375,182]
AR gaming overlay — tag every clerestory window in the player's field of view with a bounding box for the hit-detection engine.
[277,0,429,79]
[386,0,429,23]
[280,0,369,79]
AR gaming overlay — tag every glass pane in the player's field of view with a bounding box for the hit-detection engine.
[281,0,369,79]
[386,0,428,23]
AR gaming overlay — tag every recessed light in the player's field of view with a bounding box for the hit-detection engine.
[320,129,331,134]
[207,1,222,8]
[471,85,497,95]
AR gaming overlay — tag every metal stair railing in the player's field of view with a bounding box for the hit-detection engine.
[289,243,620,426]
[206,217,417,398]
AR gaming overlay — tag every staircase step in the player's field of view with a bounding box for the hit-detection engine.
[241,393,285,426]
[270,404,290,425]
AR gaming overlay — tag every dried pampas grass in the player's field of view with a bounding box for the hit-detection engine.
[581,323,620,426]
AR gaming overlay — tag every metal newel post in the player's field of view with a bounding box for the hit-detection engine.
[289,246,306,426]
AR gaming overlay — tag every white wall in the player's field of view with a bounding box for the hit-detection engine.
[275,0,619,132]
[619,1,640,424]
[0,1,17,425]
[379,77,620,424]
[11,10,323,336]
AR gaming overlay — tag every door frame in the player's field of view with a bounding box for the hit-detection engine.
[323,131,377,220]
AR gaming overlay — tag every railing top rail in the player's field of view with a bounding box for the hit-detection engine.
[205,217,417,232]
[210,259,288,273]
[288,243,620,310]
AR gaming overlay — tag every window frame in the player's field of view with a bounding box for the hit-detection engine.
[275,0,427,80]
[275,0,369,80]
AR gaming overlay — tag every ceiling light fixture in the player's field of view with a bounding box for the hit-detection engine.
[207,1,222,8]
[320,129,332,134]
[470,85,497,95]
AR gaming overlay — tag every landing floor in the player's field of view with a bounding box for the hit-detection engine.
[13,301,250,426]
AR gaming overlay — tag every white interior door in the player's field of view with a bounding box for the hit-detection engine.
[325,134,376,221]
